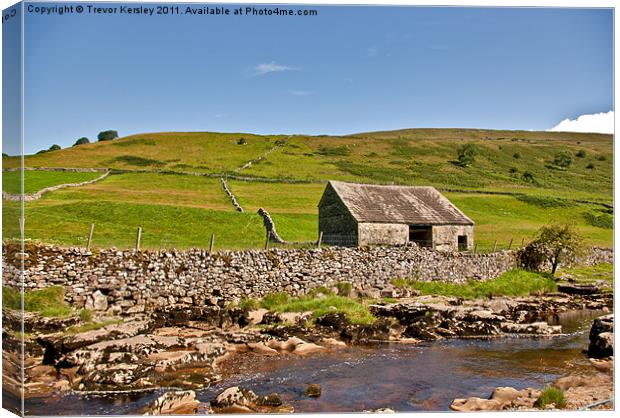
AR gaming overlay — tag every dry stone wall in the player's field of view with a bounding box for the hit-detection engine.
[2,171,110,201]
[4,244,516,314]
[2,244,612,315]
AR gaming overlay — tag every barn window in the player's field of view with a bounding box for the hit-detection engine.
[409,225,432,247]
[458,235,468,250]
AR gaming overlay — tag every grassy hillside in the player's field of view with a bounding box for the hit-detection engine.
[2,128,613,250]
[4,129,612,202]
[2,171,103,195]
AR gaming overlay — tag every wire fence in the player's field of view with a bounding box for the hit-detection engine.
[10,224,529,254]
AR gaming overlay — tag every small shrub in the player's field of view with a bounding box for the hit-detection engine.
[318,145,351,156]
[575,149,586,158]
[2,153,8,158]
[48,144,61,151]
[535,386,566,409]
[237,138,247,145]
[97,130,119,141]
[586,163,595,170]
[553,150,573,168]
[456,143,479,167]
[596,155,607,161]
[73,137,90,146]
[513,152,521,159]
[583,211,613,229]
[522,171,535,183]
[517,242,547,271]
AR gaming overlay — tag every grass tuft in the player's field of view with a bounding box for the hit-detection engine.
[237,298,259,311]
[391,269,557,299]
[535,386,566,409]
[259,289,375,325]
[2,286,73,317]
[65,319,123,335]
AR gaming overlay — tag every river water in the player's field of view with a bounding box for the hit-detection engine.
[20,310,602,415]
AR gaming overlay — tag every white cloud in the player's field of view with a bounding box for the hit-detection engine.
[288,90,313,96]
[367,46,378,57]
[253,61,299,75]
[548,111,614,134]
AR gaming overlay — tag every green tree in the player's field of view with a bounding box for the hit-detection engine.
[553,150,573,168]
[533,223,583,275]
[48,144,61,151]
[73,137,90,146]
[456,143,479,167]
[97,130,119,141]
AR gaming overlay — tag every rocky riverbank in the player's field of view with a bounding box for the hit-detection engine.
[450,313,614,411]
[2,287,613,412]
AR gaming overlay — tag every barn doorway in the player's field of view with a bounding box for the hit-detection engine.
[458,235,468,251]
[409,225,432,247]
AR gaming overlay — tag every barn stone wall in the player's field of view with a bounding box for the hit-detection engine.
[358,223,408,246]
[433,225,474,251]
[318,183,358,246]
[3,243,527,314]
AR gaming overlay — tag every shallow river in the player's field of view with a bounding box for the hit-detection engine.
[21,310,601,415]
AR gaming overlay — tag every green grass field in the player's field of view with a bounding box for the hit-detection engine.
[2,128,613,250]
[2,170,103,195]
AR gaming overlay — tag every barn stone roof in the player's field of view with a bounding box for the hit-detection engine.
[326,181,474,225]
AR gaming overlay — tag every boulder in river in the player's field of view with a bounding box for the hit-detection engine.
[143,390,199,415]
[588,314,614,358]
[304,383,322,398]
[211,386,293,413]
[211,386,259,413]
[450,386,541,411]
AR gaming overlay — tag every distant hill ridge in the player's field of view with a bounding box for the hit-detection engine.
[2,128,612,203]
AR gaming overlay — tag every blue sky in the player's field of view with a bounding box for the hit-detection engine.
[2,3,614,155]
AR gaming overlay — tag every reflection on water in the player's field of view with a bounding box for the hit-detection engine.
[22,309,604,415]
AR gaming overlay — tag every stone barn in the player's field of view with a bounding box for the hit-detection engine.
[318,181,474,251]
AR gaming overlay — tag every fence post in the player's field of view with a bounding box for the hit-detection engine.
[317,231,323,249]
[492,240,498,252]
[87,224,95,250]
[508,238,513,250]
[135,226,142,251]
[473,243,477,254]
[264,231,270,250]
[209,233,215,254]
[521,237,525,247]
